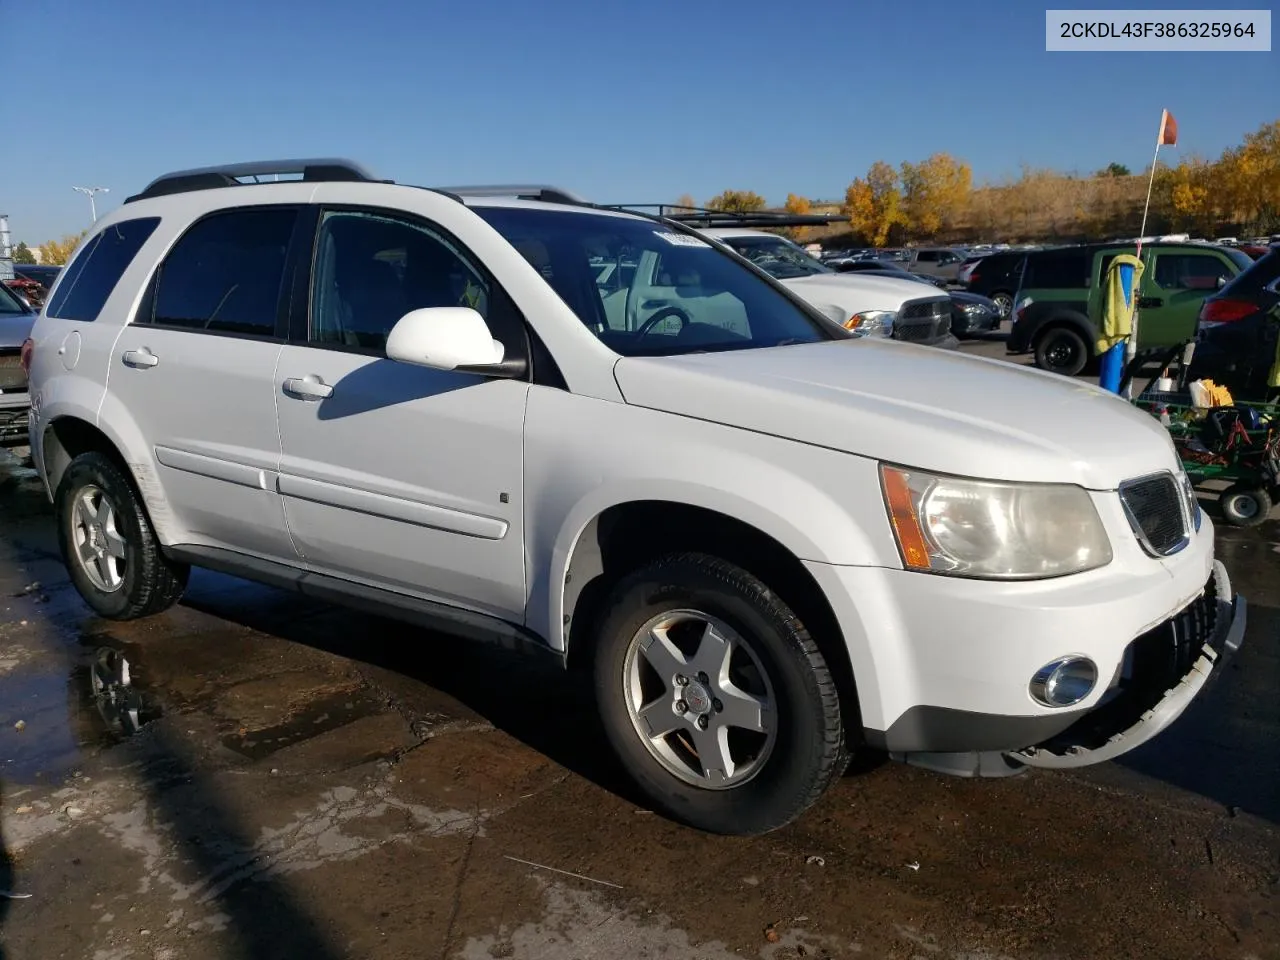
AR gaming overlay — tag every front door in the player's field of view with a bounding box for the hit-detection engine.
[273,206,530,621]
[1140,250,1239,347]
[107,205,301,562]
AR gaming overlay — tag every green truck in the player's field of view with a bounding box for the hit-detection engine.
[1007,241,1255,376]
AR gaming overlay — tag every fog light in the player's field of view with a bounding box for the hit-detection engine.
[1029,656,1097,707]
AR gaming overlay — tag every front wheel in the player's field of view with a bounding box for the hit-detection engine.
[1219,484,1272,527]
[55,451,190,620]
[1034,326,1089,376]
[592,553,848,835]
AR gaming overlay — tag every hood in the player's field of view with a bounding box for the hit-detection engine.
[0,312,36,349]
[778,272,946,315]
[612,338,1180,489]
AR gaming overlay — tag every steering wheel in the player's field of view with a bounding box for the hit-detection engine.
[636,306,692,338]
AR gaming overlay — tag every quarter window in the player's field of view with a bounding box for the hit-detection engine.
[44,217,160,322]
[145,207,297,337]
[310,210,492,351]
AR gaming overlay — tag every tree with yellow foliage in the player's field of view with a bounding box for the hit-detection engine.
[1220,120,1280,232]
[784,193,812,241]
[707,190,766,214]
[842,161,906,246]
[900,152,972,238]
[672,193,698,213]
[37,231,88,265]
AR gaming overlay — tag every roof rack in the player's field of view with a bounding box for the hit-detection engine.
[437,184,590,205]
[124,158,390,203]
[604,204,846,229]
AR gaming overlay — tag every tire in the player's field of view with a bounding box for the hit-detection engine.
[1219,484,1272,528]
[991,291,1013,319]
[54,451,189,620]
[592,552,848,835]
[1034,325,1089,377]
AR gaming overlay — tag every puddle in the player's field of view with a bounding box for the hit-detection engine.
[0,639,159,784]
[218,686,388,761]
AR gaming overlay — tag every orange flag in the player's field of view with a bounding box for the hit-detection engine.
[1158,109,1178,146]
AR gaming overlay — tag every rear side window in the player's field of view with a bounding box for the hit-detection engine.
[44,217,160,322]
[1024,251,1090,289]
[144,207,297,337]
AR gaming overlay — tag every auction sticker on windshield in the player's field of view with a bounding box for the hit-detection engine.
[653,231,711,247]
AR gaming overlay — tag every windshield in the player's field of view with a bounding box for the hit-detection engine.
[472,207,835,357]
[717,235,833,280]
[0,282,32,315]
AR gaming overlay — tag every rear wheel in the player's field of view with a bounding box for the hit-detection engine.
[991,291,1013,319]
[55,452,189,620]
[1219,484,1272,527]
[1035,326,1089,376]
[592,552,849,835]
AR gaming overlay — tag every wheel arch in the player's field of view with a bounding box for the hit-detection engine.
[557,498,864,737]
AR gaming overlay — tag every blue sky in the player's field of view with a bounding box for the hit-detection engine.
[4,0,1276,245]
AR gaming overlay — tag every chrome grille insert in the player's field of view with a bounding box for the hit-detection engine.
[1118,472,1189,557]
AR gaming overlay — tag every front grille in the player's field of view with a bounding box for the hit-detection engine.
[1118,473,1188,556]
[0,350,27,392]
[894,298,950,343]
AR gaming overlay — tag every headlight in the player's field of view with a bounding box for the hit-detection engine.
[844,309,896,337]
[961,302,987,315]
[879,464,1113,579]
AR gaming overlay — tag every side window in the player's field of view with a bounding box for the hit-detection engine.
[1153,253,1234,290]
[146,207,296,336]
[1024,251,1090,289]
[916,250,939,262]
[45,217,160,322]
[310,210,491,351]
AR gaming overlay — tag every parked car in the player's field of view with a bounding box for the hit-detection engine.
[896,247,968,282]
[963,251,1027,319]
[24,158,1246,836]
[1007,242,1252,376]
[0,280,37,449]
[698,229,955,348]
[9,265,62,309]
[1187,243,1280,401]
[829,259,944,286]
[836,264,1000,337]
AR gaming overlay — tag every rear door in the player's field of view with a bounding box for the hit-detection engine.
[107,205,301,562]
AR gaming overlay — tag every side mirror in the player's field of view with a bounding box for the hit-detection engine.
[1216,275,1228,289]
[385,307,516,374]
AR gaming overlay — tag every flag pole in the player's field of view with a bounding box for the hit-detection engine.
[1124,115,1170,398]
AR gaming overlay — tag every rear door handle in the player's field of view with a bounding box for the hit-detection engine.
[121,348,159,368]
[1138,297,1162,308]
[282,375,334,401]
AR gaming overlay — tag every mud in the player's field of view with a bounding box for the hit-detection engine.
[1,442,1277,960]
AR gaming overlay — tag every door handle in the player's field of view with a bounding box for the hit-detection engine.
[1138,297,1162,309]
[283,375,334,401]
[121,348,159,368]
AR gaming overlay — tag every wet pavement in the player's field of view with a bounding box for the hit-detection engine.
[1,436,1278,960]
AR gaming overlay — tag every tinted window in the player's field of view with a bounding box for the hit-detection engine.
[1153,253,1235,290]
[1220,249,1280,296]
[721,235,831,279]
[915,250,938,262]
[148,208,296,336]
[475,207,833,356]
[44,218,160,322]
[309,209,493,351]
[1024,250,1090,288]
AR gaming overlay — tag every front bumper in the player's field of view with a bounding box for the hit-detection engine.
[952,309,1000,336]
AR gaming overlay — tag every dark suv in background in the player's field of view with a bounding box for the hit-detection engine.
[962,251,1026,319]
[1189,244,1280,400]
[1007,242,1251,376]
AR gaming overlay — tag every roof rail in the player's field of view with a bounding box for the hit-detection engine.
[124,158,389,203]
[437,184,590,205]
[604,203,846,229]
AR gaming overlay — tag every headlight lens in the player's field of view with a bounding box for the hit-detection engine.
[845,309,896,337]
[880,464,1113,579]
[961,302,987,315]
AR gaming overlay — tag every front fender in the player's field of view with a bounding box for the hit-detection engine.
[522,388,899,651]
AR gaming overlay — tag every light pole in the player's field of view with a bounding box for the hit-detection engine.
[72,186,110,223]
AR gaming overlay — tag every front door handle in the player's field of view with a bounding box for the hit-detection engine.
[1138,297,1163,309]
[282,375,334,401]
[121,348,159,368]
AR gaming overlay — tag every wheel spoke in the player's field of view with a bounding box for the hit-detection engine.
[77,490,100,524]
[692,724,735,783]
[635,698,682,740]
[639,626,688,682]
[691,621,733,680]
[94,555,116,589]
[103,528,127,560]
[717,685,768,734]
[76,538,98,568]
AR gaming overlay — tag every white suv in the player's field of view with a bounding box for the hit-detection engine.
[23,159,1245,835]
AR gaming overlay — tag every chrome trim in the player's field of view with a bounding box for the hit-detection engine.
[1118,470,1190,558]
[1029,656,1098,708]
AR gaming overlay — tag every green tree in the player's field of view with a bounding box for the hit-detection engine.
[1099,162,1131,177]
[12,241,36,265]
[706,190,766,213]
